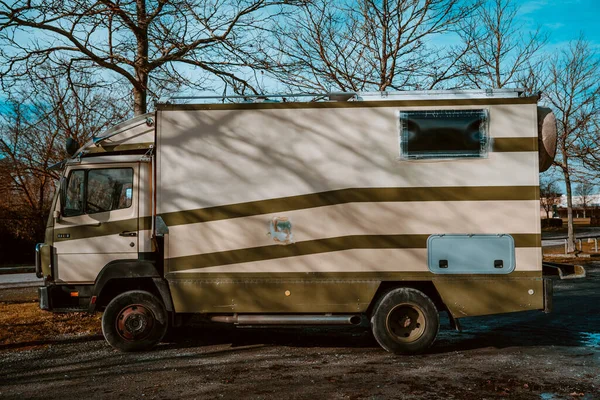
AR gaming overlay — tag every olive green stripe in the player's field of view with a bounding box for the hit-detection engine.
[56,186,540,241]
[54,219,138,242]
[492,137,538,152]
[165,270,542,281]
[167,233,541,272]
[161,186,540,227]
[157,96,538,111]
[514,233,542,247]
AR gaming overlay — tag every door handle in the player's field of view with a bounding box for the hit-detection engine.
[119,231,137,237]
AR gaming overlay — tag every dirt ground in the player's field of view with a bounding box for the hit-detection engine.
[0,301,101,350]
[0,267,599,399]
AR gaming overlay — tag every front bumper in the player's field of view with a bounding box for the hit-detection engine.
[38,286,50,310]
[38,284,93,312]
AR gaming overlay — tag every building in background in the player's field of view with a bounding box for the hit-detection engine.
[541,194,600,219]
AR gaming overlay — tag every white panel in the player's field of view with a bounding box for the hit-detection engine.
[57,253,137,283]
[158,104,539,214]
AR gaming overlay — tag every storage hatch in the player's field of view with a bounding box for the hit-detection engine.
[427,234,515,274]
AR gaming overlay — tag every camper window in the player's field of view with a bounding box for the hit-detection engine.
[399,109,489,160]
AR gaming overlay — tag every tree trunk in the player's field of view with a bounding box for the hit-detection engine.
[565,174,576,252]
[133,86,147,115]
[133,0,149,116]
[38,181,46,241]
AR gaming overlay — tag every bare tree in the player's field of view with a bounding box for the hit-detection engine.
[546,37,600,252]
[0,0,297,115]
[260,0,474,93]
[573,102,600,180]
[539,177,562,221]
[575,181,595,218]
[0,67,129,248]
[458,0,547,90]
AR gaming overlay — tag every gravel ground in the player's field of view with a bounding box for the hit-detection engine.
[0,287,37,303]
[0,266,599,400]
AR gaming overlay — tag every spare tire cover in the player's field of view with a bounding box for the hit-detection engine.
[538,107,557,172]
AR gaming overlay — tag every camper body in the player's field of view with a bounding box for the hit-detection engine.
[37,89,557,353]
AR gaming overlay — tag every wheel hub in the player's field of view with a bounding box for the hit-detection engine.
[386,303,426,343]
[116,304,154,341]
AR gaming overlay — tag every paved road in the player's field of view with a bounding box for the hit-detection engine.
[0,273,42,288]
[1,266,599,399]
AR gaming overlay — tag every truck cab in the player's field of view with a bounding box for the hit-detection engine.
[36,113,174,350]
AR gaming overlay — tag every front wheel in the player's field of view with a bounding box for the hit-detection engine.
[102,290,168,352]
[371,287,439,354]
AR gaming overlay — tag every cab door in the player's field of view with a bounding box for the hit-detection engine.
[53,163,139,283]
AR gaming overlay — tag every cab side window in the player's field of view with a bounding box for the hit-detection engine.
[62,168,133,216]
[63,170,85,217]
[87,169,133,214]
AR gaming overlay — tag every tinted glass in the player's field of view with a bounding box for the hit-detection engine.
[86,168,133,214]
[399,110,488,159]
[63,170,85,217]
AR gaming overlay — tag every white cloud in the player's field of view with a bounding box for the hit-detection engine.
[519,0,549,15]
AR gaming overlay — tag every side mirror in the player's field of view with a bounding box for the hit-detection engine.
[53,210,61,222]
[65,138,79,157]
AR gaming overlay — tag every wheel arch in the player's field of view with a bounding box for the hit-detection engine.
[89,260,174,313]
[367,281,447,317]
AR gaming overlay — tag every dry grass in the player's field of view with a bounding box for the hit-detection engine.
[543,240,600,264]
[570,218,592,225]
[541,218,598,233]
[542,256,587,264]
[0,301,101,351]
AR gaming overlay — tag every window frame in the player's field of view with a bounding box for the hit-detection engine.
[61,169,86,218]
[398,109,490,161]
[61,167,134,217]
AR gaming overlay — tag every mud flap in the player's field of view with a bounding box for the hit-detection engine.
[543,278,553,314]
[448,313,463,332]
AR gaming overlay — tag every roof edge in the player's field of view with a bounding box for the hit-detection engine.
[157,95,539,112]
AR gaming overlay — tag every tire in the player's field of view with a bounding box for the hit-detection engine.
[370,287,439,354]
[102,290,168,352]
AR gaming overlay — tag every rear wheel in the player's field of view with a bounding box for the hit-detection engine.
[371,287,439,354]
[102,290,168,352]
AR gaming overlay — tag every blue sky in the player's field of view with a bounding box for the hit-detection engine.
[518,0,600,46]
[515,0,599,191]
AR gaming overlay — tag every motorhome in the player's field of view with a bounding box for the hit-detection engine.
[36,89,569,354]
